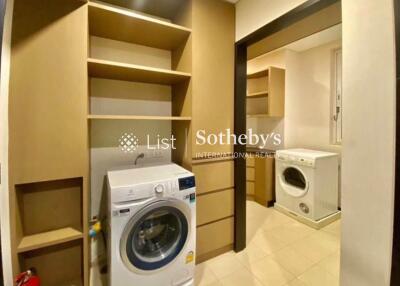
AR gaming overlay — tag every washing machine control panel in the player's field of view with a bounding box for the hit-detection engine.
[154,184,165,194]
[277,154,315,167]
[178,176,196,190]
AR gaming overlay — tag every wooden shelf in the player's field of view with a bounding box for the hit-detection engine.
[88,2,191,50]
[247,91,268,98]
[247,69,269,79]
[17,227,83,253]
[88,115,192,121]
[88,58,191,85]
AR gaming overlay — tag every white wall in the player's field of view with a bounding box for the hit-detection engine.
[284,41,341,153]
[236,0,307,41]
[247,42,342,154]
[0,0,14,285]
[341,0,396,285]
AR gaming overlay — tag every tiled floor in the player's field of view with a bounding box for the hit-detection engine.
[195,201,341,286]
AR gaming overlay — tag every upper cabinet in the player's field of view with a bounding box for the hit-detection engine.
[191,0,235,157]
[247,67,285,118]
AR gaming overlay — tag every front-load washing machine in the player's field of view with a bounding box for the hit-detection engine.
[275,149,339,221]
[107,163,196,286]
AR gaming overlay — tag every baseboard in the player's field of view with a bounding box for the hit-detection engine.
[195,244,233,264]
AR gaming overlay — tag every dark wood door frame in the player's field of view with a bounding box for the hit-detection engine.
[391,0,400,285]
[233,0,341,252]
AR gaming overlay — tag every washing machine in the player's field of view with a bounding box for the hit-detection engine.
[107,163,196,286]
[275,149,339,221]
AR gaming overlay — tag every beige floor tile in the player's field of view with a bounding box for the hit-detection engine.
[319,251,341,278]
[284,279,308,286]
[298,265,339,286]
[269,222,316,245]
[270,245,315,276]
[290,231,339,264]
[235,241,270,266]
[321,220,341,238]
[260,210,294,230]
[247,201,273,219]
[201,282,223,286]
[204,252,244,279]
[250,230,288,254]
[195,263,220,286]
[247,217,268,241]
[219,268,263,286]
[247,257,295,286]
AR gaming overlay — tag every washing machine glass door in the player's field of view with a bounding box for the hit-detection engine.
[279,166,309,197]
[120,199,190,272]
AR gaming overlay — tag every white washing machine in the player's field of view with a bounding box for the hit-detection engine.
[107,163,196,286]
[275,149,339,221]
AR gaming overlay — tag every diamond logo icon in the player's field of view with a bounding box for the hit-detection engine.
[119,133,139,153]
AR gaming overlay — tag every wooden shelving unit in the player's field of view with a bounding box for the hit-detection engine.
[87,0,193,174]
[88,115,192,121]
[88,58,191,84]
[88,1,191,50]
[247,90,268,98]
[17,228,83,253]
[247,67,285,117]
[247,69,269,79]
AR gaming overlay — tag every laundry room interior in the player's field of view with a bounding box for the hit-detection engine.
[1,0,397,286]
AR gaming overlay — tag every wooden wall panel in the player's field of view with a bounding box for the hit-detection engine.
[191,0,235,156]
[246,181,255,196]
[246,167,255,181]
[197,189,234,226]
[192,160,234,194]
[19,241,83,286]
[9,0,88,184]
[196,217,234,260]
[8,0,89,282]
[268,67,285,117]
[247,157,255,167]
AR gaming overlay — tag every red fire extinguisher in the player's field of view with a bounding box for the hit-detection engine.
[15,268,40,286]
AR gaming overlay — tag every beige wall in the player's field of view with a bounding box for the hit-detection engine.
[341,0,396,285]
[235,0,307,41]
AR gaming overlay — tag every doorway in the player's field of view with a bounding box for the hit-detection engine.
[234,0,342,285]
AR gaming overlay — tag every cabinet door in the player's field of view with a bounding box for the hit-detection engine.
[9,2,88,184]
[254,157,275,205]
[192,0,235,156]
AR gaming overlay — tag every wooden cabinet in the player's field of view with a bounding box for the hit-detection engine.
[247,67,285,118]
[190,0,235,262]
[9,1,89,284]
[191,0,235,156]
[247,155,276,206]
